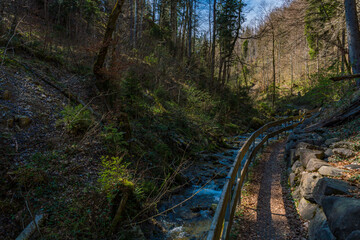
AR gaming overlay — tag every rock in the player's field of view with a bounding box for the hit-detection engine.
[333,148,355,158]
[344,164,360,170]
[292,160,302,172]
[16,115,32,128]
[294,166,305,175]
[298,197,318,220]
[325,138,340,146]
[289,149,297,165]
[296,142,323,152]
[313,178,357,205]
[289,173,296,187]
[178,209,201,220]
[331,141,356,151]
[318,166,347,177]
[306,158,330,172]
[300,172,322,202]
[127,226,146,240]
[292,186,301,200]
[308,208,336,240]
[346,230,360,240]
[298,149,325,167]
[322,196,360,240]
[325,148,334,157]
[2,90,11,100]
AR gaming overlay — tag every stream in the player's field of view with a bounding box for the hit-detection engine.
[152,120,291,240]
[152,134,253,240]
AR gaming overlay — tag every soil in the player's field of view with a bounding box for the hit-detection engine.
[231,141,307,240]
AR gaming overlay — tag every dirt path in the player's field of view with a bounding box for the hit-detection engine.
[231,141,307,240]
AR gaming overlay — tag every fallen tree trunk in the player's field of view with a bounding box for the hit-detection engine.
[305,97,360,131]
[330,73,360,82]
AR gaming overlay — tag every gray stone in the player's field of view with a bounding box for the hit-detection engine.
[300,172,322,202]
[322,196,360,240]
[298,149,325,167]
[290,149,297,165]
[292,187,301,200]
[292,160,302,172]
[306,158,330,172]
[331,141,356,151]
[333,148,355,158]
[289,173,296,187]
[325,148,334,157]
[295,166,305,175]
[309,208,336,240]
[318,166,347,177]
[346,230,360,240]
[298,197,318,220]
[313,178,357,205]
[344,164,360,170]
[296,142,322,153]
[325,138,340,146]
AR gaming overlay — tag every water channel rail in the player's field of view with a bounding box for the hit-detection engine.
[207,109,317,240]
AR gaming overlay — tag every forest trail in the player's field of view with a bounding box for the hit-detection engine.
[232,141,307,240]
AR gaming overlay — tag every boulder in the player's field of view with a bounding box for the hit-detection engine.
[296,142,323,152]
[313,178,357,205]
[318,166,347,177]
[331,141,356,151]
[292,187,301,200]
[308,208,336,240]
[294,165,305,175]
[324,148,334,157]
[333,148,355,158]
[300,172,322,202]
[322,196,360,240]
[298,149,325,167]
[292,160,302,172]
[325,138,340,146]
[298,197,318,220]
[306,158,330,172]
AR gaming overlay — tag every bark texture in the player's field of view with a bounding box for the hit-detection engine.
[344,0,360,86]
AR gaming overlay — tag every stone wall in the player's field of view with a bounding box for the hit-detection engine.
[285,122,360,240]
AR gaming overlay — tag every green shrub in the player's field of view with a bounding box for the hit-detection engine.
[98,156,132,200]
[57,104,93,133]
[101,124,128,155]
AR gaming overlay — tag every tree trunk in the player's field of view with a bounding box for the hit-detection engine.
[188,0,192,59]
[93,0,125,92]
[272,30,276,107]
[171,0,177,48]
[210,0,216,86]
[344,0,360,87]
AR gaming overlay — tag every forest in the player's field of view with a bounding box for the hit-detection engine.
[1,0,360,239]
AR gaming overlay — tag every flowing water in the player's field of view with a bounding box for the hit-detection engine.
[152,135,252,240]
